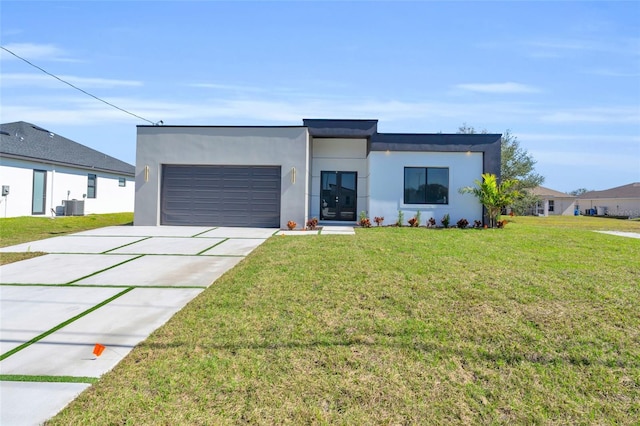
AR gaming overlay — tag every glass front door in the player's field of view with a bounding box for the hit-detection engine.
[320,171,357,221]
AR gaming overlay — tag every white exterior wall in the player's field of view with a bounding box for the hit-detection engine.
[555,198,576,216]
[576,198,640,217]
[542,197,575,216]
[0,157,134,218]
[368,151,483,226]
[535,198,576,216]
[309,138,368,221]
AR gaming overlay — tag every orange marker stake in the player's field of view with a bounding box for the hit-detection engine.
[93,343,106,357]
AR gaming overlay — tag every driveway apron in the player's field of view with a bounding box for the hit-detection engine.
[0,226,276,426]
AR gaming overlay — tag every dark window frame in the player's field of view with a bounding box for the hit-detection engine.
[548,200,554,212]
[119,177,126,187]
[403,167,449,205]
[87,174,97,198]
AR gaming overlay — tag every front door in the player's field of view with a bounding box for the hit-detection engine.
[320,171,357,221]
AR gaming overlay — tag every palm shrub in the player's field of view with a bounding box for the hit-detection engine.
[459,173,519,228]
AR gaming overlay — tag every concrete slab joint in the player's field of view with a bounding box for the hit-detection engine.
[0,225,280,425]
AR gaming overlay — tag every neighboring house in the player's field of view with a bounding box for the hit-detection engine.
[0,121,135,218]
[577,183,640,218]
[134,119,501,228]
[528,186,576,216]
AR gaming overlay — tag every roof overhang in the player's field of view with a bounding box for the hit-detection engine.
[303,119,378,138]
[0,153,135,177]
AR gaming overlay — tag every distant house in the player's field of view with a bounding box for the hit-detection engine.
[0,121,134,218]
[528,186,576,216]
[577,183,640,218]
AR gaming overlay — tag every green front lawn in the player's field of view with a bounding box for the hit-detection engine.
[0,213,133,265]
[44,216,640,424]
[0,212,134,247]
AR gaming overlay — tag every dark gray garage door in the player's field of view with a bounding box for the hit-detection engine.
[161,165,281,227]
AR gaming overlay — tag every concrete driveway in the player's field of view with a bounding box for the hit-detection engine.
[0,225,276,426]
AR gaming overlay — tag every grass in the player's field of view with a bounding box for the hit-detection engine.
[44,216,640,424]
[0,375,97,384]
[0,213,133,265]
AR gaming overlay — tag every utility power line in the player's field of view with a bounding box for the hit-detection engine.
[1,45,157,125]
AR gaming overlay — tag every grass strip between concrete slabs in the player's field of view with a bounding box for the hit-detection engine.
[101,237,151,253]
[0,375,98,384]
[48,216,640,425]
[64,255,145,285]
[191,228,217,237]
[1,283,208,289]
[0,288,133,361]
[195,238,228,255]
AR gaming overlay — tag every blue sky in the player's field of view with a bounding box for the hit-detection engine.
[1,1,638,192]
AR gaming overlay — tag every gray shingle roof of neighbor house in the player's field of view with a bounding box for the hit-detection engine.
[0,121,135,176]
[531,186,575,198]
[577,183,640,199]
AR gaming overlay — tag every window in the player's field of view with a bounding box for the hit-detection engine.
[119,177,126,187]
[404,167,449,204]
[87,174,97,198]
[32,170,47,215]
[548,200,554,212]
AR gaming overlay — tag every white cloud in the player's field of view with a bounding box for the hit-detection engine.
[455,82,540,94]
[187,83,268,92]
[524,37,640,58]
[583,68,640,78]
[0,42,78,62]
[0,73,143,89]
[532,149,639,170]
[0,95,494,127]
[2,91,637,137]
[515,132,640,146]
[540,107,640,124]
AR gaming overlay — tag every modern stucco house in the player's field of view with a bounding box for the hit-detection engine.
[134,119,501,228]
[577,183,640,217]
[0,121,135,218]
[528,186,576,216]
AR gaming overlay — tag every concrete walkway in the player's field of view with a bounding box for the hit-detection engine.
[275,225,356,236]
[594,231,640,239]
[0,226,276,426]
[0,224,355,425]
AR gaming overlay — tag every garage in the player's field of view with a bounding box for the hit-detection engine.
[161,165,281,227]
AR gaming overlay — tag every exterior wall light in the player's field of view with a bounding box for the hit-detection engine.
[144,165,150,182]
[291,167,296,184]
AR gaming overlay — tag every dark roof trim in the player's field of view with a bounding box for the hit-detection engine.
[137,125,306,129]
[0,152,135,177]
[370,132,502,179]
[303,119,378,138]
[371,133,502,150]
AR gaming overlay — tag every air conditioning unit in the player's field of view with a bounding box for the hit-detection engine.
[63,199,85,216]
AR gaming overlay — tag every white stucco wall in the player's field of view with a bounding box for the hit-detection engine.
[368,151,483,226]
[309,138,368,221]
[537,197,575,216]
[576,198,640,217]
[135,126,310,228]
[0,157,134,218]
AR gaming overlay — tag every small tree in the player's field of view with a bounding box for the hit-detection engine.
[459,173,519,228]
[569,188,591,196]
[458,124,544,191]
